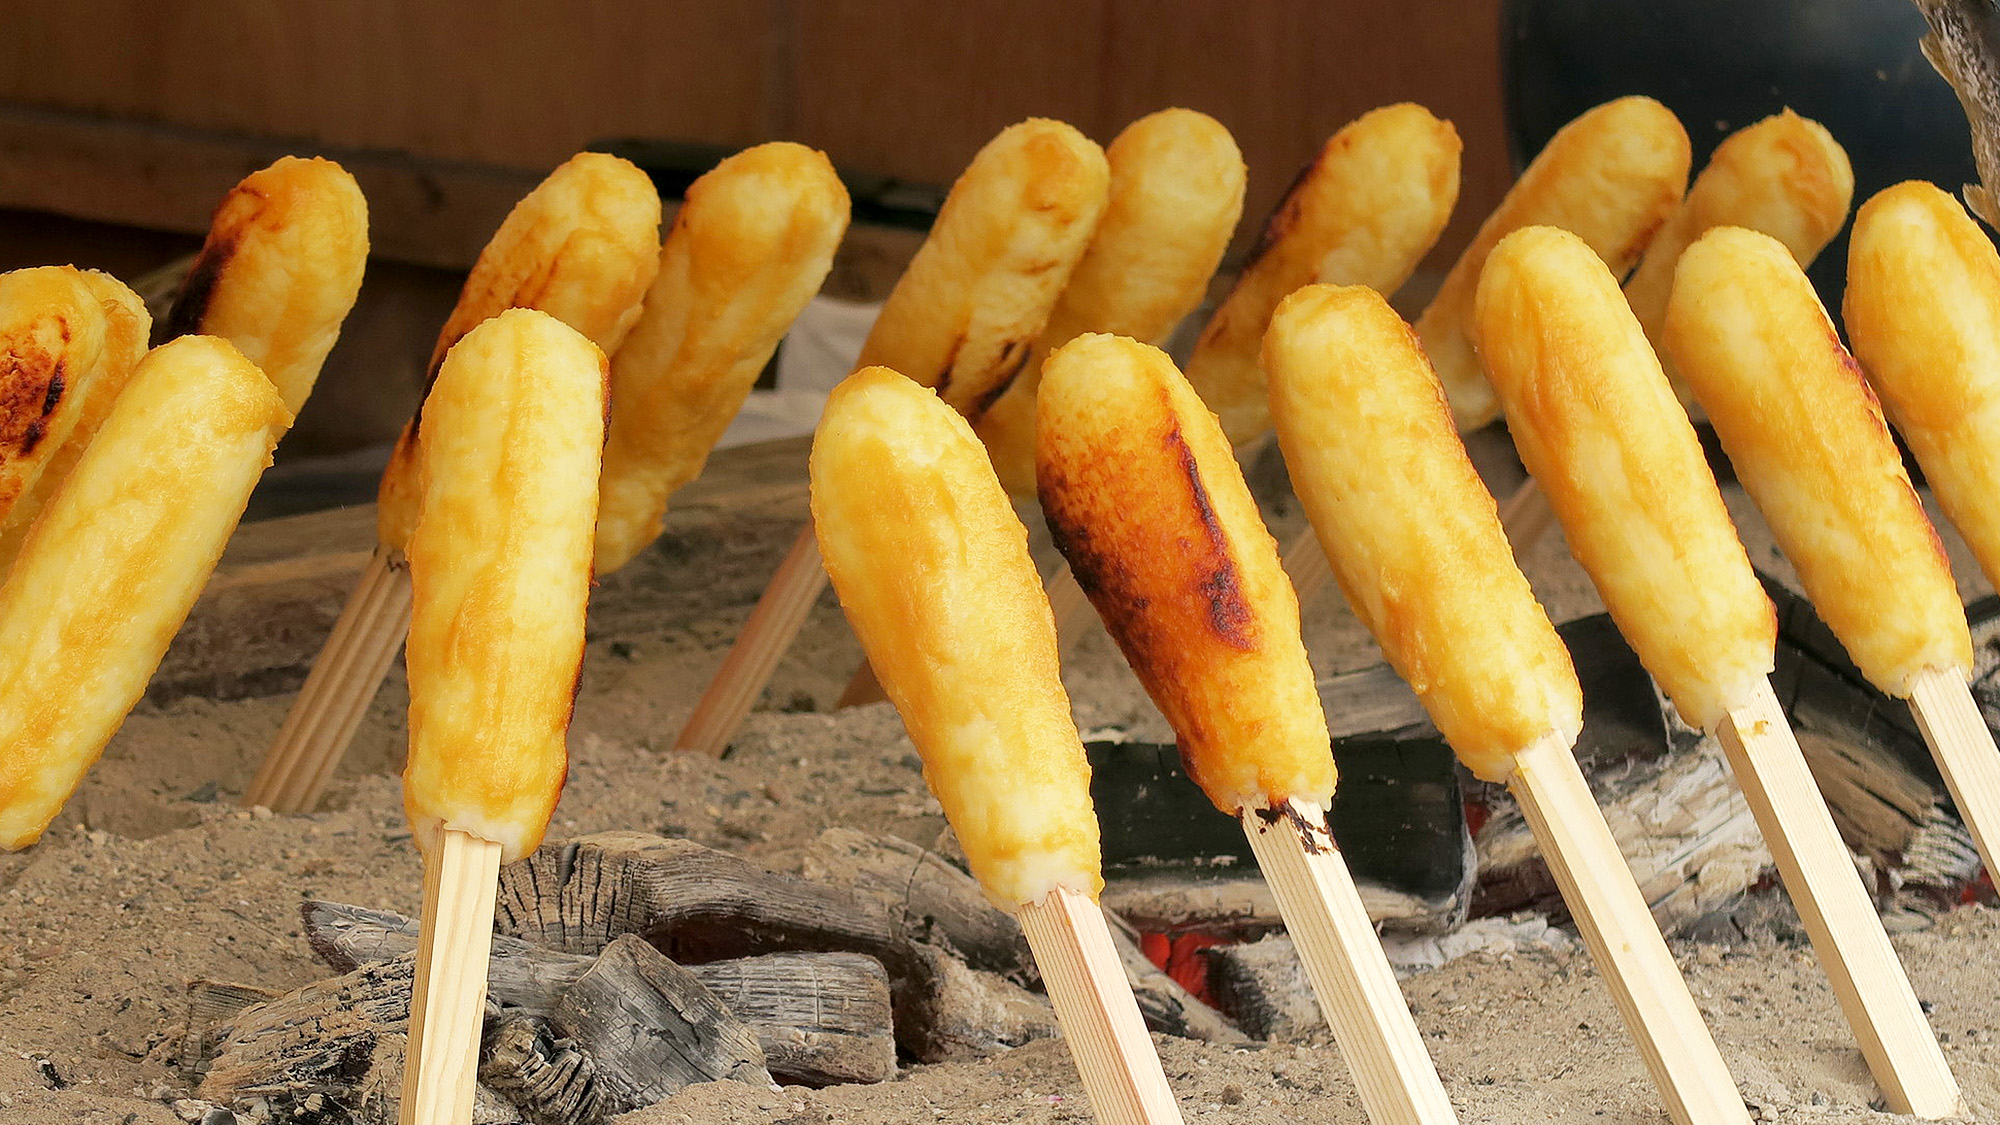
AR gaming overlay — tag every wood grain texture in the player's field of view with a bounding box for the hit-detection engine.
[1508,733,1749,1125]
[1239,799,1457,1125]
[402,828,504,1125]
[1715,679,1959,1119]
[1907,666,2000,901]
[1016,886,1185,1125]
[304,899,897,1087]
[0,3,1508,276]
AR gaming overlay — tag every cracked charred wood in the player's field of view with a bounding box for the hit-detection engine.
[547,935,772,1115]
[195,956,525,1124]
[198,944,775,1123]
[481,1015,601,1125]
[799,827,1242,1042]
[494,832,905,968]
[179,979,277,1079]
[894,942,1060,1062]
[303,900,895,1086]
[800,827,1031,975]
[1199,934,1320,1042]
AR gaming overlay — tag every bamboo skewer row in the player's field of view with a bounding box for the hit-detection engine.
[1476,226,1959,1118]
[1037,335,1456,1124]
[1264,284,1745,1125]
[813,368,1180,1125]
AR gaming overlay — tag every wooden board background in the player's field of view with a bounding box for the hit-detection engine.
[0,0,1511,271]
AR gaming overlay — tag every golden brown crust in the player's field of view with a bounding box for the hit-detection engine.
[1421,96,1690,430]
[1624,111,1853,410]
[402,310,606,864]
[1845,181,2000,599]
[811,367,1101,907]
[1665,227,1968,695]
[976,109,1246,495]
[0,268,151,572]
[376,152,660,548]
[855,118,1108,419]
[1036,334,1335,813]
[1184,103,1460,446]
[1264,285,1582,781]
[0,335,286,849]
[162,155,370,414]
[594,143,850,574]
[1475,227,1773,730]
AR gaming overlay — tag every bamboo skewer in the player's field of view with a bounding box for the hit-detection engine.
[1507,734,1751,1125]
[1715,677,1960,1119]
[400,827,504,1125]
[1906,666,2000,892]
[676,526,827,754]
[1016,887,1185,1125]
[1240,799,1457,1125]
[243,546,412,811]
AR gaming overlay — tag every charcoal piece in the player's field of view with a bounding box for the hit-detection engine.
[304,900,895,1086]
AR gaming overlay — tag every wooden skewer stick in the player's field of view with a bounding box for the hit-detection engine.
[400,827,505,1125]
[1016,886,1185,1125]
[1714,677,1960,1119]
[1906,665,2000,892]
[243,545,414,811]
[1240,798,1457,1125]
[675,526,827,754]
[1507,733,1750,1125]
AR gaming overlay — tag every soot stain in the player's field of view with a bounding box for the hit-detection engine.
[970,338,1033,419]
[1163,423,1254,649]
[161,234,239,342]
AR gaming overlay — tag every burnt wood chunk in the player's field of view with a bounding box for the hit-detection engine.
[692,952,895,1086]
[179,979,279,1079]
[480,1015,602,1125]
[302,900,895,1087]
[801,827,1030,974]
[1200,935,1320,1042]
[200,943,776,1125]
[548,935,772,1115]
[197,956,526,1124]
[894,942,1060,1062]
[495,832,902,967]
[799,828,1243,1042]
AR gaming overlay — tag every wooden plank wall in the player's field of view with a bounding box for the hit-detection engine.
[0,0,1511,270]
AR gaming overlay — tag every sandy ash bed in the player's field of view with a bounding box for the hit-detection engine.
[0,435,1996,1125]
